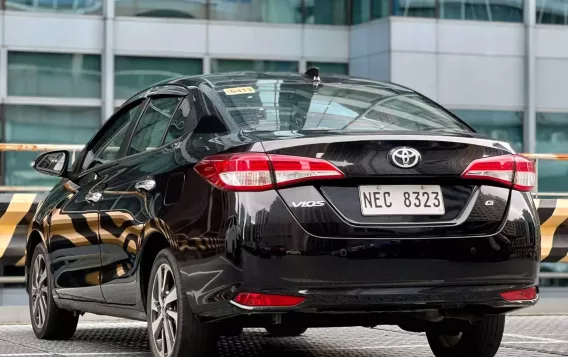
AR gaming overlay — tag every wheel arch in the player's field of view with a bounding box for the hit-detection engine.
[25,229,45,292]
[138,228,174,314]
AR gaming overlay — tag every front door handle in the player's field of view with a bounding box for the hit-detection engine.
[85,191,102,204]
[135,179,156,192]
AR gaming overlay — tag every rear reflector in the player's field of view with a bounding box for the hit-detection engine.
[500,286,538,301]
[461,154,536,192]
[233,293,306,307]
[194,152,344,191]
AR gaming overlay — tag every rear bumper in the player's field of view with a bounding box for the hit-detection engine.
[195,283,538,327]
[179,233,539,323]
[176,188,540,323]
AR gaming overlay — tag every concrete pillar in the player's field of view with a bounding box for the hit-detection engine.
[101,0,115,123]
[524,0,536,153]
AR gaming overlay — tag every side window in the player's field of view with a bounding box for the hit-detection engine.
[163,97,196,144]
[126,96,181,156]
[83,101,144,171]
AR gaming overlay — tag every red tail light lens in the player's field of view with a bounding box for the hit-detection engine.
[500,286,538,301]
[194,153,344,191]
[513,156,537,191]
[233,293,306,307]
[194,153,273,191]
[461,154,535,192]
[269,154,344,186]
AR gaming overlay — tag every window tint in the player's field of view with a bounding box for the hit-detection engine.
[126,97,181,156]
[214,82,471,134]
[89,102,143,167]
[164,97,194,143]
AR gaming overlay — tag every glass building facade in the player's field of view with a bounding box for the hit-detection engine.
[3,0,534,23]
[0,0,566,194]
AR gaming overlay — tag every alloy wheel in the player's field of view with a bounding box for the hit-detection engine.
[150,264,178,357]
[31,254,48,329]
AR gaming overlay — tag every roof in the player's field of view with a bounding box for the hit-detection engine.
[166,71,415,94]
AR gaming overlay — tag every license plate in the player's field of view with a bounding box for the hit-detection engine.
[358,185,445,216]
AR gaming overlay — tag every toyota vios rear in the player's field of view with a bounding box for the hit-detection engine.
[189,133,539,357]
[24,73,539,357]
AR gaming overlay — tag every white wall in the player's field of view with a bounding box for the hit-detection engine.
[387,17,525,110]
[4,12,103,52]
[349,18,390,80]
[1,12,350,67]
[535,26,568,112]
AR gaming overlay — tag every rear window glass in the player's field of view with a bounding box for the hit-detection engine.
[211,81,471,133]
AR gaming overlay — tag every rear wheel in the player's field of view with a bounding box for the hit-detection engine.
[29,244,79,340]
[426,315,505,357]
[265,326,307,337]
[147,249,218,357]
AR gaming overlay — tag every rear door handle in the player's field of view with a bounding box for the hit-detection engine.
[85,191,102,204]
[135,179,156,192]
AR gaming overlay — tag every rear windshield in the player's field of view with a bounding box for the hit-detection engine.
[210,81,472,134]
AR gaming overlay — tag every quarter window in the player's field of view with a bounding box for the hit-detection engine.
[164,97,194,143]
[126,97,182,156]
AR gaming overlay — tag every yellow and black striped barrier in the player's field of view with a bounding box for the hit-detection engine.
[1,194,568,267]
[535,199,568,263]
[0,193,43,267]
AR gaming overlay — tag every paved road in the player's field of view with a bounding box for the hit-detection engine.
[1,316,568,357]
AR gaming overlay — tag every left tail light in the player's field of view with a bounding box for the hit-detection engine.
[194,152,344,191]
[461,154,536,192]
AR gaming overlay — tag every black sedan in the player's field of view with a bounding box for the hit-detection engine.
[25,69,540,357]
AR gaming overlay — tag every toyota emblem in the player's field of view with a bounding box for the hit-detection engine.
[388,147,421,168]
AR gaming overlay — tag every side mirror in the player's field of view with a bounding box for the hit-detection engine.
[33,150,70,177]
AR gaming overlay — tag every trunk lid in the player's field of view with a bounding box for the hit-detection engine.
[262,133,513,238]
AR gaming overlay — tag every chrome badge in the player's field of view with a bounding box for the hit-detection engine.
[388,147,421,168]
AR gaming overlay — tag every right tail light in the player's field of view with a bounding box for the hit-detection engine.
[461,154,536,192]
[500,286,538,301]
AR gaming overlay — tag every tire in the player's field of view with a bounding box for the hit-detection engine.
[426,315,505,357]
[29,243,79,340]
[147,248,218,357]
[265,326,308,337]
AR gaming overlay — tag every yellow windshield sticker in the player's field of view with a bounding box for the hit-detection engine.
[223,87,255,95]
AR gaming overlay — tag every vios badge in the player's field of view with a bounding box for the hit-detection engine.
[291,201,325,208]
[388,147,421,168]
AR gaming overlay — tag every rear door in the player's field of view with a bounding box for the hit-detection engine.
[97,87,196,305]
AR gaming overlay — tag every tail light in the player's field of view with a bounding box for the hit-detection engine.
[500,286,538,302]
[233,292,306,307]
[461,154,536,192]
[194,152,344,191]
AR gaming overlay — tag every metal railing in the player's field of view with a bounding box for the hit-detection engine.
[0,144,568,285]
[521,153,568,199]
